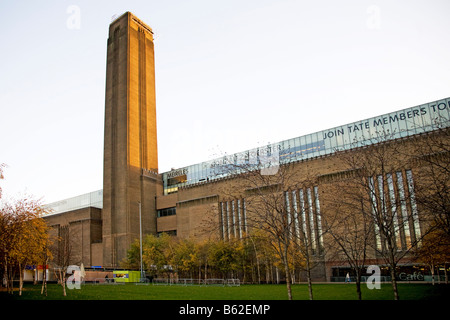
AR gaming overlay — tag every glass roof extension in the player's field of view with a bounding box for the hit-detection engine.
[162,97,450,194]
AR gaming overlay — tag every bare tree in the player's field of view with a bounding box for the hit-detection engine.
[407,127,450,283]
[215,149,312,300]
[334,133,431,300]
[206,144,331,299]
[50,224,80,296]
[240,164,298,299]
[288,179,328,301]
[322,173,375,300]
[409,128,450,238]
[40,241,52,296]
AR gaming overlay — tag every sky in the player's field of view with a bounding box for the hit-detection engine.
[1,0,449,203]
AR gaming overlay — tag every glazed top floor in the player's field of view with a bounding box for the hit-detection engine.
[162,97,450,194]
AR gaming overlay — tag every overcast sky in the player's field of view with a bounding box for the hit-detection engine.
[1,0,449,203]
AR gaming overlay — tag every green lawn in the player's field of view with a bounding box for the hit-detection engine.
[2,283,449,300]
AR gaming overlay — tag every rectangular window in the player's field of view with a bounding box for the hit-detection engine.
[314,186,324,249]
[306,188,316,251]
[226,202,231,240]
[292,191,300,240]
[387,173,402,250]
[369,169,422,251]
[377,175,387,217]
[298,189,308,244]
[167,175,187,187]
[396,171,412,248]
[237,199,242,238]
[285,191,291,229]
[369,176,382,251]
[157,207,176,217]
[220,202,225,239]
[231,200,237,238]
[243,198,248,235]
[285,186,325,254]
[406,170,421,242]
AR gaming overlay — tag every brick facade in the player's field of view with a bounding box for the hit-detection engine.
[43,12,449,282]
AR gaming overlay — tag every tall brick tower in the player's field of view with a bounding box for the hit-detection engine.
[102,12,159,268]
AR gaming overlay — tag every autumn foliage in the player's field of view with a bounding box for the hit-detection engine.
[0,193,51,295]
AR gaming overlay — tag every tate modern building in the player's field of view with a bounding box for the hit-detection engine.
[44,12,450,281]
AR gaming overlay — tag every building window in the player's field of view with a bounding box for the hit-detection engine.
[292,190,300,240]
[368,169,422,252]
[288,187,323,255]
[237,199,242,238]
[243,198,248,235]
[220,202,226,239]
[231,200,237,238]
[406,170,421,242]
[314,186,324,249]
[306,188,316,252]
[285,191,291,227]
[226,201,231,240]
[157,207,176,217]
[369,176,382,251]
[396,171,411,248]
[298,189,308,246]
[387,173,402,250]
[219,199,247,240]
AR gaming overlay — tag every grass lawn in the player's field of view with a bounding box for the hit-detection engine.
[2,282,449,300]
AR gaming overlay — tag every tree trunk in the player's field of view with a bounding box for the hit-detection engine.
[283,256,293,300]
[6,260,15,295]
[437,264,441,284]
[41,263,48,296]
[306,260,314,300]
[430,263,435,286]
[356,280,362,300]
[390,267,399,300]
[355,269,362,300]
[59,268,67,297]
[4,258,8,294]
[255,254,261,284]
[276,266,280,284]
[444,262,448,285]
[4,257,12,294]
[18,262,23,296]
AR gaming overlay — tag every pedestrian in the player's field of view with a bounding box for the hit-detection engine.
[345,272,351,283]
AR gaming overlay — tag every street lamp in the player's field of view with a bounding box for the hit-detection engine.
[138,201,144,281]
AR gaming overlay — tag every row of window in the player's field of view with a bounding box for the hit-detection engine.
[368,169,421,251]
[285,186,324,255]
[219,199,248,240]
[157,207,176,217]
[218,186,325,255]
[217,169,421,255]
